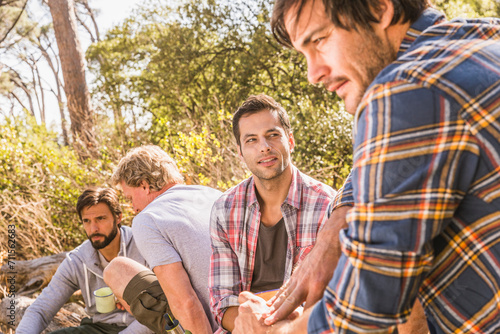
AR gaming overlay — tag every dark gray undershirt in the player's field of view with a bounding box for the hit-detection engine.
[250,217,287,293]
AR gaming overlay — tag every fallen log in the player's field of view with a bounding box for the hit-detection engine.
[0,296,87,333]
[0,252,67,299]
[0,252,87,333]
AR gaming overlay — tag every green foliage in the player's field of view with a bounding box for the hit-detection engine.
[0,115,109,258]
[0,0,27,44]
[434,0,500,18]
[0,70,14,94]
[1,0,497,262]
[87,0,353,190]
[84,0,497,191]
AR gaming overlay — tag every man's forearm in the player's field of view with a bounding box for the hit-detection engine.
[155,262,212,334]
[221,306,239,332]
[233,301,313,334]
[315,205,350,268]
[169,296,212,333]
[265,205,349,324]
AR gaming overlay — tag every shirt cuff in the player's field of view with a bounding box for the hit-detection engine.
[308,299,334,334]
[215,294,240,326]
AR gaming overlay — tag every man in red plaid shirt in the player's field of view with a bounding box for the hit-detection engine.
[208,94,337,333]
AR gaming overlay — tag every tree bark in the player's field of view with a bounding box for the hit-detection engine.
[0,253,88,333]
[47,0,97,159]
[0,297,86,333]
[0,252,68,298]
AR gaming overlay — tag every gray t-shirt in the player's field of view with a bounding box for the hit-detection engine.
[250,218,287,293]
[131,184,222,331]
[98,251,110,269]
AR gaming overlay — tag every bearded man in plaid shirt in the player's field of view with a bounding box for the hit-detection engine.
[208,94,337,333]
[233,0,500,333]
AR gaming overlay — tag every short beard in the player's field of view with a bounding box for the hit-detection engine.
[87,219,119,250]
[347,29,397,114]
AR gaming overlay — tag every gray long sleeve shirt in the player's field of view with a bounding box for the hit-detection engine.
[16,226,153,334]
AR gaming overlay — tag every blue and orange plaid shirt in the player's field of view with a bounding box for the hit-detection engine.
[209,166,335,333]
[309,8,500,334]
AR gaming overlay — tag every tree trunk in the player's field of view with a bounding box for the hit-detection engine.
[47,0,97,159]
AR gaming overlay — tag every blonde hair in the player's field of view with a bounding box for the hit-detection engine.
[112,145,184,191]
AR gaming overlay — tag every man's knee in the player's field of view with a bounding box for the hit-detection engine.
[103,257,148,296]
[103,257,128,284]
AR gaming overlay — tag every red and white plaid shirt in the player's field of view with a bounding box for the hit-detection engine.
[209,166,336,332]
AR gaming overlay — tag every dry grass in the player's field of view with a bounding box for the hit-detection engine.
[0,191,65,263]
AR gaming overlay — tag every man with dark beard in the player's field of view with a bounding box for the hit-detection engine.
[17,187,153,334]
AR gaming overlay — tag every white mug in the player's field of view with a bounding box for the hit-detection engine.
[93,287,116,313]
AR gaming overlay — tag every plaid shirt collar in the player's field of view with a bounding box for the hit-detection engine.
[245,165,302,210]
[398,8,446,58]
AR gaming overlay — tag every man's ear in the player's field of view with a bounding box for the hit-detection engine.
[374,0,395,30]
[116,213,123,224]
[140,180,150,193]
[289,132,295,152]
[237,145,244,161]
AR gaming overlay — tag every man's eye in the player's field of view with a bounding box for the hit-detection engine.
[313,37,325,44]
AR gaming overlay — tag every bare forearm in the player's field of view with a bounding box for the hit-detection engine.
[316,205,350,265]
[265,205,349,324]
[170,297,212,334]
[154,262,212,334]
[221,306,239,332]
[234,298,312,334]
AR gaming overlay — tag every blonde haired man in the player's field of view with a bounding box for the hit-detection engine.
[104,145,221,334]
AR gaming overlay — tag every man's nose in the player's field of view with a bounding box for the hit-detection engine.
[306,55,328,85]
[90,221,99,234]
[260,139,271,152]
